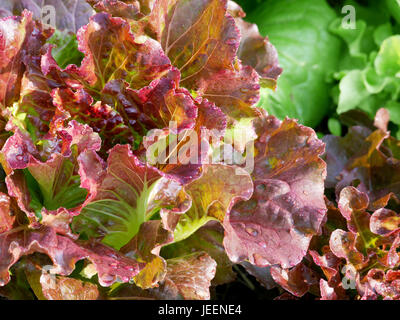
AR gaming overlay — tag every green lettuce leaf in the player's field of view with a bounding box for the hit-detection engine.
[247,0,341,127]
[173,164,253,243]
[72,144,191,250]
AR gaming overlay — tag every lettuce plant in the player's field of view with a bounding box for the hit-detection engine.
[330,0,400,138]
[242,0,342,128]
[0,0,332,300]
[5,0,400,302]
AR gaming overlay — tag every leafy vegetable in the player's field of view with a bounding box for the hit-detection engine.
[223,114,327,268]
[244,0,341,127]
[72,144,191,250]
[0,0,341,301]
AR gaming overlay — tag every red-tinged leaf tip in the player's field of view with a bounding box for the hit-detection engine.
[370,208,400,237]
[319,279,348,300]
[235,15,282,89]
[338,186,369,221]
[329,229,366,268]
[374,108,390,132]
[89,0,143,20]
[309,249,343,288]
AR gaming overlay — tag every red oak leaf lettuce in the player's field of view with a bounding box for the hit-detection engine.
[324,108,400,210]
[329,186,400,299]
[0,121,101,219]
[0,0,337,301]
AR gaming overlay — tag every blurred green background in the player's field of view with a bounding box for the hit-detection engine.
[236,0,400,138]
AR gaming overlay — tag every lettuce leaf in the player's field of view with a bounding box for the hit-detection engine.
[0,225,144,287]
[246,0,341,127]
[72,144,191,250]
[223,113,327,268]
[173,164,253,243]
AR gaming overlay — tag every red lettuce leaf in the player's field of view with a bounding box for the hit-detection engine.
[145,0,262,120]
[68,12,171,93]
[0,225,144,287]
[224,114,327,268]
[108,252,216,300]
[328,186,400,299]
[51,87,134,151]
[309,248,343,288]
[120,220,173,289]
[324,108,400,210]
[370,208,400,237]
[101,68,198,136]
[0,10,50,109]
[87,0,281,121]
[140,127,207,185]
[364,269,400,300]
[229,1,282,89]
[270,263,319,298]
[173,164,253,242]
[1,121,101,219]
[88,0,143,20]
[0,192,15,233]
[319,279,348,300]
[164,252,216,300]
[23,257,102,300]
[3,0,94,33]
[36,273,101,300]
[162,221,237,286]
